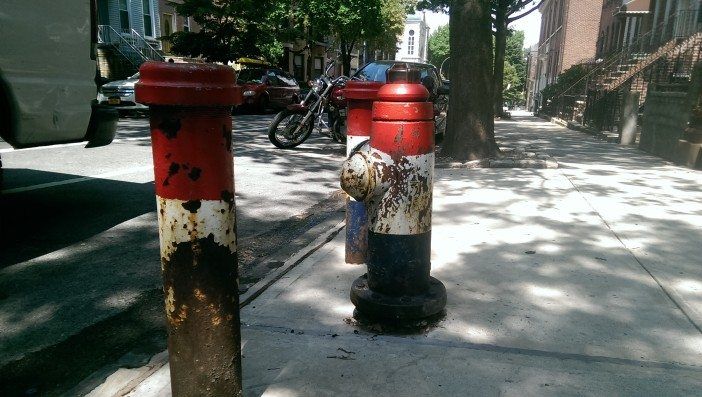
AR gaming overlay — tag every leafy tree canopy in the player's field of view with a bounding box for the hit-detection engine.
[165,0,288,63]
[300,0,384,74]
[368,0,417,55]
[540,64,592,108]
[427,24,449,73]
[504,30,526,104]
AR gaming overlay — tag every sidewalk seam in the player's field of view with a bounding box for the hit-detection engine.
[241,322,702,372]
[560,171,702,335]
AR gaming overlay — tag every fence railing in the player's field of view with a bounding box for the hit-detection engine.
[541,9,701,126]
[97,25,164,68]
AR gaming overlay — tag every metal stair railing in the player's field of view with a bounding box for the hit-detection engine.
[97,25,145,68]
[607,31,702,91]
[97,25,165,68]
[128,28,165,62]
[553,9,701,101]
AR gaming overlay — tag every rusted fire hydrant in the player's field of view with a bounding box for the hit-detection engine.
[344,80,383,264]
[340,65,446,320]
[136,62,243,396]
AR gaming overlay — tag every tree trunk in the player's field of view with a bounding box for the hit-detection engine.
[493,5,508,116]
[340,40,353,77]
[442,0,498,161]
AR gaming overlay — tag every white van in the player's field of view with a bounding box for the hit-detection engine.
[0,0,119,176]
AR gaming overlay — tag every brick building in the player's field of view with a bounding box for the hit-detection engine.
[525,44,539,112]
[534,0,604,105]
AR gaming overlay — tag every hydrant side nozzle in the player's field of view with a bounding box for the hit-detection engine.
[340,152,374,202]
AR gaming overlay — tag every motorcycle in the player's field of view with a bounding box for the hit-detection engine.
[268,62,349,149]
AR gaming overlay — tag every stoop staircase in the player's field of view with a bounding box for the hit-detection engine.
[97,25,165,76]
[597,31,702,92]
[549,9,702,133]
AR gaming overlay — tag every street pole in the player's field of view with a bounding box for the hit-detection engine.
[136,61,244,397]
[439,56,450,80]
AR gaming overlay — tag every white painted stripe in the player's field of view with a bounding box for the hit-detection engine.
[156,196,237,261]
[1,165,152,194]
[367,151,434,235]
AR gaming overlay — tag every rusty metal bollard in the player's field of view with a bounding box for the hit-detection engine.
[136,61,243,396]
[344,81,383,264]
[340,65,446,320]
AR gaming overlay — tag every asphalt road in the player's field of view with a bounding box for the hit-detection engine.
[0,112,347,395]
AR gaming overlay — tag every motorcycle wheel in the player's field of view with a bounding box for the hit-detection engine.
[268,110,314,149]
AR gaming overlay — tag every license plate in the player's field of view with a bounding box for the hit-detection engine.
[339,108,347,116]
[108,97,121,105]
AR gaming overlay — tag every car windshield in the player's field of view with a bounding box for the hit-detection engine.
[237,69,265,84]
[354,63,392,83]
[354,62,434,83]
[128,72,140,80]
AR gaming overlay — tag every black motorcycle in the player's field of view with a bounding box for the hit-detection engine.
[268,62,349,149]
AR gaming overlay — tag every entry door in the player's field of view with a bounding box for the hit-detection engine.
[161,13,174,54]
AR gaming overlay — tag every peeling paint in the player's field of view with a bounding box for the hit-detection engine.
[364,151,434,235]
[157,197,237,261]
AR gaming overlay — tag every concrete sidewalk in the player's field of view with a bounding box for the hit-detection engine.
[86,113,702,396]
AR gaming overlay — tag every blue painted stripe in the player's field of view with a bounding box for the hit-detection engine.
[345,200,368,263]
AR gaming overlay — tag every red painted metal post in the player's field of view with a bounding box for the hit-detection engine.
[340,65,446,320]
[343,81,383,264]
[136,62,243,396]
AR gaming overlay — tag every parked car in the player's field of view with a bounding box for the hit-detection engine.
[353,60,449,135]
[236,68,301,112]
[96,72,147,116]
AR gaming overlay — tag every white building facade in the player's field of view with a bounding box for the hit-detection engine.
[395,14,430,63]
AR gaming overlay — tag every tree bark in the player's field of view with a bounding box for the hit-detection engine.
[493,3,508,116]
[340,40,354,77]
[442,0,498,161]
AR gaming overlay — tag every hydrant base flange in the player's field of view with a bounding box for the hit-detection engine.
[350,274,447,320]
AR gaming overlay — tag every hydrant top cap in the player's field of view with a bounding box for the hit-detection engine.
[136,61,242,107]
[377,82,429,103]
[386,64,421,84]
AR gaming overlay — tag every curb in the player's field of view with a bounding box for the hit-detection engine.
[436,149,559,170]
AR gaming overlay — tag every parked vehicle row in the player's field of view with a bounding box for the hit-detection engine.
[94,59,449,151]
[266,60,450,149]
[97,67,303,115]
[96,72,147,116]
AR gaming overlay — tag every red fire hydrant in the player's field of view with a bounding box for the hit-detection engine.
[340,64,446,320]
[136,62,243,396]
[344,81,383,264]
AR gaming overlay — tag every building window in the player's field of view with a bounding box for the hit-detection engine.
[119,0,130,32]
[408,29,415,55]
[313,57,323,78]
[183,16,190,32]
[142,0,153,36]
[293,54,304,81]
